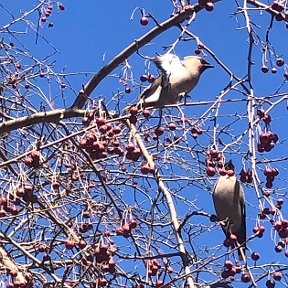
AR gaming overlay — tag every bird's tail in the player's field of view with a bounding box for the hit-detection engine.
[236,243,246,261]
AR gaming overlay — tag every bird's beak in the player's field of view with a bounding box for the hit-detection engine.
[204,62,214,69]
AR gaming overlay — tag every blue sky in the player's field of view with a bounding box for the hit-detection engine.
[1,1,288,287]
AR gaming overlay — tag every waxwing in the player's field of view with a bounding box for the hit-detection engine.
[133,53,213,109]
[213,160,246,260]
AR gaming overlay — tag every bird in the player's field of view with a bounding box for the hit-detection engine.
[212,159,246,260]
[127,53,213,110]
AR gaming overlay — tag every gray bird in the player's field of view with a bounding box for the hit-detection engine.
[212,160,246,260]
[132,53,213,109]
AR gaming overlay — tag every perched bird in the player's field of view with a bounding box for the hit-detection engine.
[212,160,246,260]
[129,53,213,109]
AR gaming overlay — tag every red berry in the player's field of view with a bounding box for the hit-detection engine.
[52,182,60,189]
[141,164,150,175]
[65,240,75,249]
[252,226,259,233]
[125,143,135,153]
[217,160,223,168]
[206,166,215,176]
[122,224,131,238]
[264,167,273,177]
[259,132,270,145]
[209,149,219,158]
[140,74,148,82]
[262,207,271,215]
[224,260,233,270]
[156,280,164,287]
[148,74,156,83]
[154,126,165,136]
[125,86,131,93]
[167,266,174,273]
[274,245,283,252]
[31,150,40,160]
[266,181,273,189]
[116,226,124,235]
[226,169,235,177]
[271,167,279,176]
[58,2,65,10]
[112,126,121,135]
[168,122,177,131]
[206,159,216,167]
[24,157,33,167]
[278,228,288,238]
[96,116,106,127]
[142,109,150,118]
[266,279,275,288]
[229,233,237,243]
[129,106,138,115]
[261,66,269,73]
[263,114,272,124]
[140,16,148,26]
[258,225,265,233]
[223,238,231,247]
[78,239,87,249]
[273,221,282,231]
[10,269,18,277]
[129,218,137,229]
[251,251,260,261]
[257,109,266,118]
[38,243,47,252]
[205,2,214,11]
[270,133,279,143]
[272,1,284,11]
[276,58,284,67]
[273,271,282,281]
[277,198,284,205]
[241,273,251,283]
[219,168,227,176]
[264,143,274,152]
[275,13,284,21]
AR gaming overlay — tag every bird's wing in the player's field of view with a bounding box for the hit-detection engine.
[233,180,246,260]
[140,75,163,104]
[152,54,183,88]
[237,181,246,246]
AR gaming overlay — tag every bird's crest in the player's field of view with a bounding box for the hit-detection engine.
[224,159,235,171]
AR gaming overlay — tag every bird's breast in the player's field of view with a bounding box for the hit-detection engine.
[170,73,198,95]
[213,176,242,231]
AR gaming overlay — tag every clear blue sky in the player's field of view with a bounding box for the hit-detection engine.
[1,1,288,287]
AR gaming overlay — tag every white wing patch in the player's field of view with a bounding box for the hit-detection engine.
[152,54,183,88]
